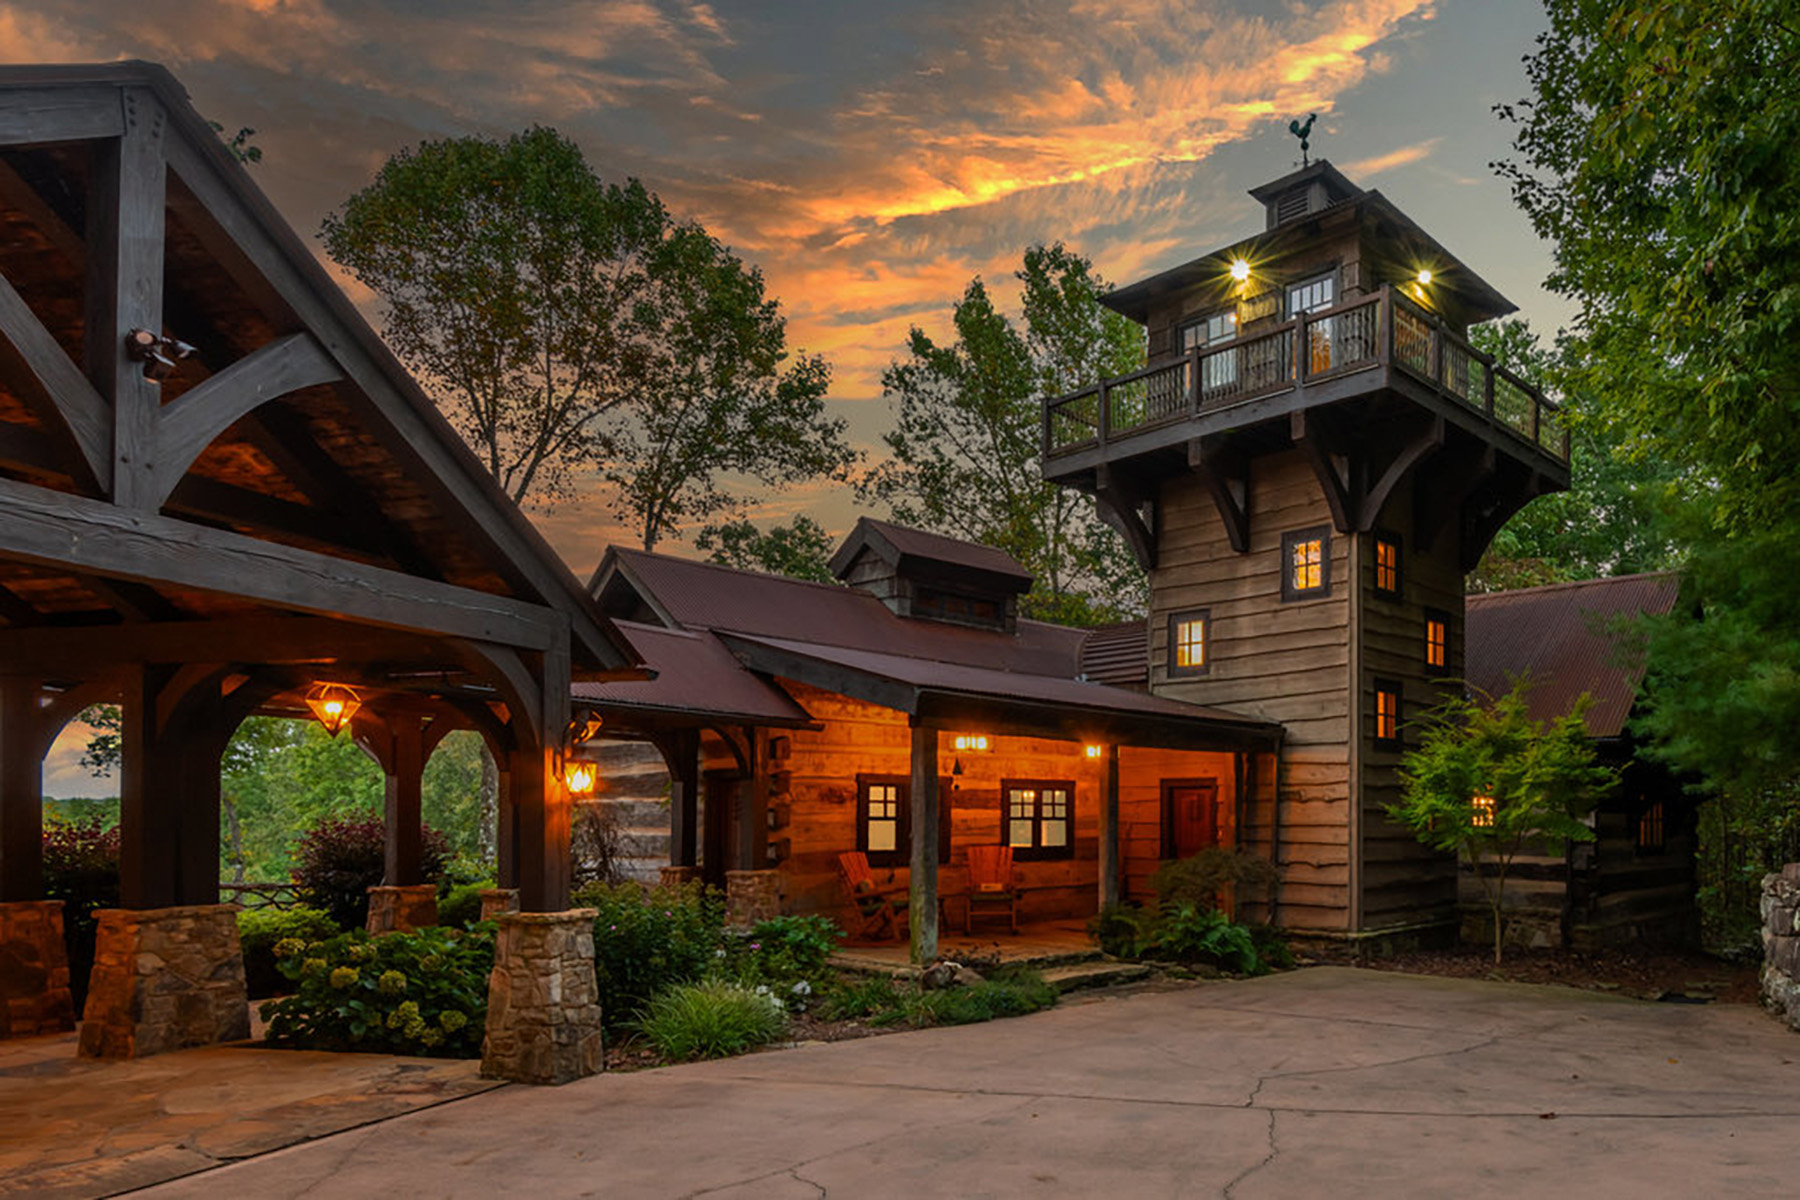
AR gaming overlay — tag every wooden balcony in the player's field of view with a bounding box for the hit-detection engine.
[1041,286,1571,487]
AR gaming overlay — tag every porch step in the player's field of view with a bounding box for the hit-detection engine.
[1040,960,1153,994]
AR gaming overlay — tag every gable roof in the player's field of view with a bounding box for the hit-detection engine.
[0,61,635,673]
[828,516,1033,595]
[1464,573,1681,738]
[572,621,813,729]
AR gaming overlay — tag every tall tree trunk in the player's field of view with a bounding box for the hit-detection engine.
[479,745,499,864]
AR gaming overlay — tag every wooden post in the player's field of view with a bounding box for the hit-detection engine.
[1099,744,1121,911]
[908,723,939,965]
[0,678,44,902]
[384,714,425,886]
[175,730,225,906]
[118,664,178,909]
[702,770,730,888]
[658,729,701,869]
[732,727,769,870]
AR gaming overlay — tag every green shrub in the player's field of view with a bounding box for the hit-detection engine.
[820,973,905,1020]
[436,882,490,930]
[1088,903,1157,959]
[637,979,786,1060]
[292,815,451,930]
[1149,848,1278,913]
[259,924,492,1057]
[1143,905,1263,974]
[906,971,1058,1027]
[41,818,119,1009]
[739,914,842,983]
[238,907,341,999]
[576,880,725,1032]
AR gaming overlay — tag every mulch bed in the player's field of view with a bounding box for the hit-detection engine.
[1300,942,1762,1005]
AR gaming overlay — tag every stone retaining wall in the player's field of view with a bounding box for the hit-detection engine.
[1762,865,1800,1033]
[0,900,75,1038]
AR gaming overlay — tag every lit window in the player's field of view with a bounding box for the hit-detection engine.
[1635,798,1666,855]
[857,776,908,867]
[1471,795,1496,829]
[1425,612,1448,673]
[1003,779,1074,861]
[1374,682,1401,746]
[1169,609,1210,675]
[1282,527,1331,601]
[1375,534,1401,597]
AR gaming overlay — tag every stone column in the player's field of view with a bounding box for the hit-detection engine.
[725,869,781,929]
[479,888,521,922]
[1761,865,1800,1032]
[481,909,602,1085]
[366,884,439,934]
[659,866,702,889]
[79,904,248,1059]
[0,900,75,1038]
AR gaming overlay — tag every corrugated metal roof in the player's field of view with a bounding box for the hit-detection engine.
[573,621,814,727]
[602,548,1087,676]
[827,517,1033,589]
[1080,620,1150,687]
[1464,573,1680,738]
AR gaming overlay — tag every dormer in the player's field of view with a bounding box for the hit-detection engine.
[829,518,1031,633]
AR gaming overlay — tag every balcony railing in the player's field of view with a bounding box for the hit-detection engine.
[1043,285,1570,464]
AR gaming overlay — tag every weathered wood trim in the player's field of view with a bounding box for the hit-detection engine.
[907,723,940,964]
[152,332,343,507]
[0,85,124,145]
[0,272,112,488]
[0,473,565,649]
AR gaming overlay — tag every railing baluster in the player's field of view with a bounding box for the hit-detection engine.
[1098,381,1109,446]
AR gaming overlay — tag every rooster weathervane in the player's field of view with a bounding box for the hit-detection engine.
[1288,113,1317,167]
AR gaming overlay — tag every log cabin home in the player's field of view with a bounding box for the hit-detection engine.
[574,518,1282,960]
[1463,573,1699,948]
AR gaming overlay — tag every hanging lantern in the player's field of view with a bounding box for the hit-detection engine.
[564,759,598,797]
[304,682,361,736]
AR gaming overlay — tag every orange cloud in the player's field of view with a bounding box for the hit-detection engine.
[1344,137,1443,177]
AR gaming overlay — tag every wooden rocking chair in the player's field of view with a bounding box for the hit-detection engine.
[838,851,908,942]
[965,844,1020,934]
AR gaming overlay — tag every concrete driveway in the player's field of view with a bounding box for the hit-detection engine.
[138,968,1799,1199]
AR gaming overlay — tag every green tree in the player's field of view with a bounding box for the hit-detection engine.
[1388,678,1615,963]
[859,243,1146,624]
[598,223,853,550]
[694,515,837,583]
[1499,0,1800,915]
[323,128,668,506]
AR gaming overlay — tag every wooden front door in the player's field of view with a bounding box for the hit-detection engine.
[1162,779,1221,860]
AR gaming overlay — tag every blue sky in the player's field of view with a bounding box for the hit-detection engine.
[7,0,1568,794]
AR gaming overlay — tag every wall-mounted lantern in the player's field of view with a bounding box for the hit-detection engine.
[563,759,598,797]
[303,682,361,737]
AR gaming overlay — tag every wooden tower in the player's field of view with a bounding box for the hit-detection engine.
[1042,161,1570,942]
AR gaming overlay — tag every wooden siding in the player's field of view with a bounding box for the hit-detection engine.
[1116,746,1241,904]
[1150,450,1353,930]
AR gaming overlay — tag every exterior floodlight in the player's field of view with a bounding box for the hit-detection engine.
[1416,268,1433,286]
[1229,258,1252,283]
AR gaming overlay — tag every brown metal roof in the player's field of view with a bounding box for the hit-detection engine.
[572,621,813,729]
[1464,573,1680,738]
[1080,620,1150,688]
[597,547,1087,676]
[827,516,1032,593]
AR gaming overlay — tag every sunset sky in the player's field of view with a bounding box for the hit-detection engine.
[9,0,1567,794]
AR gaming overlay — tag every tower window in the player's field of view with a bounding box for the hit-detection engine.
[1424,609,1450,675]
[1635,797,1666,855]
[1168,609,1210,676]
[1374,533,1402,598]
[1282,526,1331,601]
[1374,681,1402,747]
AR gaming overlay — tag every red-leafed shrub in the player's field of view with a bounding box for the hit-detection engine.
[292,815,449,930]
[42,818,121,1006]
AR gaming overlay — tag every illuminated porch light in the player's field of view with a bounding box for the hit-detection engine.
[1084,744,1104,759]
[953,734,990,753]
[564,759,598,797]
[1415,267,1433,286]
[303,682,361,737]
[1229,257,1252,283]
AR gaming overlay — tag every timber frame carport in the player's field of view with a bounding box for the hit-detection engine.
[0,62,641,1055]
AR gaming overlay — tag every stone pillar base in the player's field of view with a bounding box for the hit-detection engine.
[478,888,521,922]
[79,904,248,1059]
[0,900,75,1039]
[367,884,439,934]
[481,909,603,1085]
[659,866,702,889]
[1762,866,1800,1032]
[725,869,781,930]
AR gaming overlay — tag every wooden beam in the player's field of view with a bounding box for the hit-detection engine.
[382,713,426,886]
[0,678,43,901]
[1190,436,1250,553]
[152,333,343,508]
[1093,466,1156,572]
[0,614,454,675]
[0,583,40,627]
[1359,414,1445,533]
[0,474,567,650]
[166,475,394,556]
[79,575,181,623]
[85,86,167,510]
[0,86,124,146]
[0,272,112,489]
[908,723,940,965]
[653,728,701,869]
[1292,410,1361,534]
[1414,442,1496,556]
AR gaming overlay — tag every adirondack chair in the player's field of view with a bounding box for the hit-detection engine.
[965,844,1019,934]
[838,851,908,942]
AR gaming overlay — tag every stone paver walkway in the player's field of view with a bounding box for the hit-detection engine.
[0,1030,500,1198]
[129,967,1800,1199]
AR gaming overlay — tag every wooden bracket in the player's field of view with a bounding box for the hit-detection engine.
[1189,436,1250,553]
[1292,410,1363,534]
[1359,414,1444,532]
[1415,442,1496,557]
[1094,464,1156,571]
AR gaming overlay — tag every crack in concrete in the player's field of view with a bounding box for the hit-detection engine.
[1222,1110,1279,1200]
[788,1166,828,1197]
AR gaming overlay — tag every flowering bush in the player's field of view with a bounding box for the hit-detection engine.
[259,924,492,1057]
[637,979,786,1060]
[42,818,121,1007]
[574,879,726,1032]
[292,815,451,930]
[237,906,342,998]
[734,915,841,986]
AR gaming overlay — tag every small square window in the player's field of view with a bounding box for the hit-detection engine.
[1424,609,1450,675]
[1282,526,1332,601]
[1168,608,1210,676]
[1374,681,1402,747]
[1002,779,1075,861]
[1635,797,1666,855]
[1374,533,1402,598]
[857,775,909,868]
